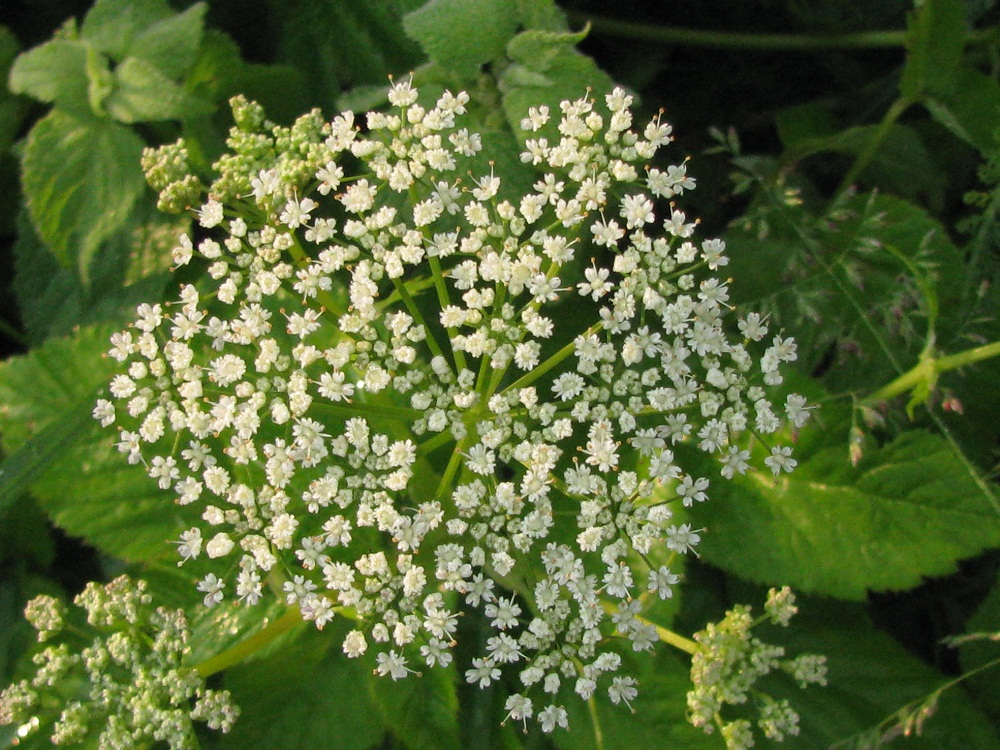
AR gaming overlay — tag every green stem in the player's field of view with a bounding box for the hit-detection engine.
[194,606,304,678]
[600,601,698,655]
[866,340,1000,403]
[569,12,999,50]
[429,255,468,373]
[504,322,603,393]
[390,275,448,364]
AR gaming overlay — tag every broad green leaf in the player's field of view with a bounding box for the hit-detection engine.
[688,422,1000,600]
[370,661,461,750]
[925,67,1000,155]
[220,625,384,750]
[106,56,214,123]
[900,0,966,102]
[80,0,174,61]
[126,2,206,79]
[403,0,519,80]
[8,39,93,117]
[0,324,197,561]
[11,206,174,345]
[20,110,146,283]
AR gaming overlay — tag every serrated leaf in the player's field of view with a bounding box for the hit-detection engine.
[220,625,384,750]
[688,424,1000,600]
[126,2,205,79]
[370,664,460,750]
[80,0,174,61]
[0,324,197,561]
[403,0,519,80]
[106,56,214,123]
[900,0,967,102]
[20,110,146,283]
[8,38,93,117]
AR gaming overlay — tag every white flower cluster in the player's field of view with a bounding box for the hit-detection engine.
[97,79,808,730]
[0,577,238,748]
[687,587,827,749]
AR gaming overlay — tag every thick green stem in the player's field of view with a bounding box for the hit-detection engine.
[867,340,1000,403]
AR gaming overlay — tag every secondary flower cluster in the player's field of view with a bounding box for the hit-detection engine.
[687,587,827,749]
[0,577,238,748]
[96,79,809,731]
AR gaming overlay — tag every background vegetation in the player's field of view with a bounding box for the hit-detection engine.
[2,0,1000,747]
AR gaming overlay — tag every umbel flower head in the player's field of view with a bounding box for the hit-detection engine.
[0,577,238,748]
[96,78,810,731]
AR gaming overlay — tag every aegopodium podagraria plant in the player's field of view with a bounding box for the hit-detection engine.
[4,79,827,746]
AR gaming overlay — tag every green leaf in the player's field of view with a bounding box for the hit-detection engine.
[403,0,520,80]
[513,0,568,31]
[0,324,197,561]
[925,67,1000,155]
[0,392,96,515]
[499,28,614,148]
[106,56,214,123]
[264,0,424,114]
[20,110,146,283]
[8,39,93,117]
[900,0,967,102]
[688,421,1000,600]
[80,0,174,61]
[126,2,206,79]
[370,659,461,750]
[220,625,385,750]
[762,597,1000,749]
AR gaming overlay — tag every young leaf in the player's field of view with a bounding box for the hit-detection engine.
[8,39,93,118]
[80,0,174,61]
[403,0,519,80]
[105,56,214,123]
[20,110,146,283]
[687,423,1000,600]
[126,2,206,79]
